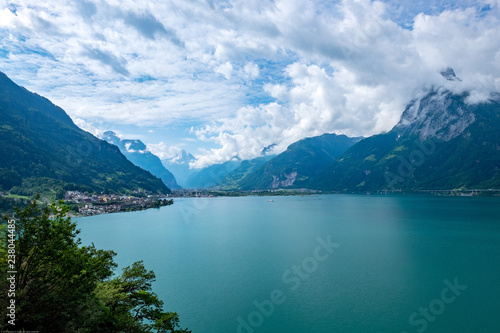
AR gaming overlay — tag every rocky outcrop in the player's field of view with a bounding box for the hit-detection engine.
[395,90,476,142]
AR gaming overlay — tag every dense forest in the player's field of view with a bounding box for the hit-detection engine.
[1,198,190,332]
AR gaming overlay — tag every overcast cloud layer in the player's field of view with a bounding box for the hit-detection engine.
[1,0,499,168]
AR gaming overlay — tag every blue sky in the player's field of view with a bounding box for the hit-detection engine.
[1,0,499,168]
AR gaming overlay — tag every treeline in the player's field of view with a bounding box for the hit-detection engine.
[0,196,31,215]
[2,176,162,201]
[0,197,190,332]
[5,177,95,200]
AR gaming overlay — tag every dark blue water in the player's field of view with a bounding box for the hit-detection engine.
[76,195,500,333]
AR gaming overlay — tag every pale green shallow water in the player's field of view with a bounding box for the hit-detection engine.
[76,195,500,333]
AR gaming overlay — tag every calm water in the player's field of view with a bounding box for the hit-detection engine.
[76,195,500,333]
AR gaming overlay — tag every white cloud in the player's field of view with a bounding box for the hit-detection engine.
[1,0,500,168]
[0,8,17,27]
[264,83,288,101]
[146,142,182,160]
[243,62,260,79]
[189,1,500,167]
[73,118,105,138]
[215,61,233,79]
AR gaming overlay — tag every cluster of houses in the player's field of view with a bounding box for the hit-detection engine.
[64,191,173,216]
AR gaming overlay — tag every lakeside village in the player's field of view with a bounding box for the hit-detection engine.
[64,191,173,216]
[64,188,324,216]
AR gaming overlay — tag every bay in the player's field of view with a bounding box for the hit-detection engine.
[76,195,500,333]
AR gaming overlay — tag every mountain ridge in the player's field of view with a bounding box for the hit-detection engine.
[308,89,500,192]
[162,150,197,188]
[103,131,180,189]
[184,159,241,189]
[0,71,170,197]
[236,133,362,190]
[3,69,499,197]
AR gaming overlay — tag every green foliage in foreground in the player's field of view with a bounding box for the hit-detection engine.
[0,197,190,332]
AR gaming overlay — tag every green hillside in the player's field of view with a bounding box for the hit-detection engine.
[185,159,241,189]
[238,133,362,190]
[216,156,275,190]
[0,71,169,199]
[310,91,500,192]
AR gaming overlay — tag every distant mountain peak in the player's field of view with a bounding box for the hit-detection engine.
[310,88,500,192]
[103,132,180,189]
[103,131,147,152]
[102,131,119,144]
[124,141,147,153]
[332,129,348,136]
[162,150,197,188]
[440,67,462,82]
[166,150,196,165]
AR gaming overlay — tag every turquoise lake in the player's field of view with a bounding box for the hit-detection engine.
[76,195,500,333]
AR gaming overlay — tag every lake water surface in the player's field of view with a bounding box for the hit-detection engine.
[76,195,500,333]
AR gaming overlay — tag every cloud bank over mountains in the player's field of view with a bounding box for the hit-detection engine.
[1,0,499,168]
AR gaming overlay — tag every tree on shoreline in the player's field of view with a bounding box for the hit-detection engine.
[1,196,191,332]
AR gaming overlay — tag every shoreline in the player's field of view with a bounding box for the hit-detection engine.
[3,188,500,217]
